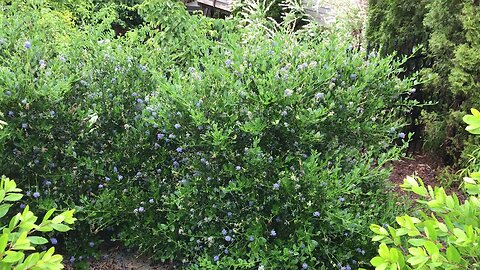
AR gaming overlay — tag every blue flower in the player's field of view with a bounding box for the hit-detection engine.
[50,238,58,245]
[105,177,110,182]
[69,256,75,263]
[302,263,308,269]
[7,111,13,117]
[21,123,28,129]
[98,184,104,189]
[235,166,241,171]
[149,198,154,203]
[273,183,280,190]
[157,133,165,140]
[39,59,46,68]
[350,74,357,80]
[174,123,181,129]
[213,255,219,262]
[339,197,345,203]
[24,41,31,49]
[270,230,276,237]
[50,110,56,116]
[221,229,227,235]
[118,175,124,180]
[225,59,232,68]
[176,147,183,153]
[5,91,11,96]
[89,242,94,248]
[138,206,145,212]
[281,111,287,116]
[33,192,40,198]
[398,132,406,139]
[113,166,118,173]
[249,236,254,241]
[313,211,320,217]
[20,203,26,209]
[284,89,293,97]
[224,236,232,242]
[315,92,325,100]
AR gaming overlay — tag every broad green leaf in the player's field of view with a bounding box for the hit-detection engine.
[27,236,48,245]
[446,245,461,263]
[42,208,56,222]
[0,204,11,219]
[2,251,24,263]
[371,256,386,267]
[423,241,439,256]
[0,234,8,252]
[4,194,23,202]
[50,223,71,232]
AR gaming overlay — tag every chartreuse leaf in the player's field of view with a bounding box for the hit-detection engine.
[0,204,11,219]
[463,108,480,134]
[42,208,56,222]
[22,253,40,269]
[446,245,461,263]
[2,251,24,263]
[0,234,8,252]
[50,223,71,232]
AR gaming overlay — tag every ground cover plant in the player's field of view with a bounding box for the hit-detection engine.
[0,175,76,269]
[1,0,417,268]
[369,109,480,269]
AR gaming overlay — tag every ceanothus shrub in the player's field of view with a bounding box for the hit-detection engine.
[114,26,416,269]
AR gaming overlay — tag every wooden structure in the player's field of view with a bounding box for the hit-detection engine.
[192,0,332,23]
[305,6,332,24]
[197,0,234,16]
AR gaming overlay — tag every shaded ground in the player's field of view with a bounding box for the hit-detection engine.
[388,153,464,202]
[64,247,169,270]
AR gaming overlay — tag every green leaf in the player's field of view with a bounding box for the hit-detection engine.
[23,253,40,269]
[51,215,65,224]
[0,233,8,252]
[0,204,11,219]
[378,243,390,258]
[407,238,426,246]
[371,256,386,267]
[446,245,461,263]
[50,223,71,232]
[2,251,24,263]
[42,208,56,222]
[4,193,23,202]
[27,236,49,245]
[423,241,439,256]
[407,255,429,266]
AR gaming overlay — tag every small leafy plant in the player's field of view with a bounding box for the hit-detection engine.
[369,108,480,269]
[0,175,76,269]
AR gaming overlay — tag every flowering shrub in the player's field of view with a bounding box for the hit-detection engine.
[0,175,76,269]
[369,108,480,269]
[1,0,415,268]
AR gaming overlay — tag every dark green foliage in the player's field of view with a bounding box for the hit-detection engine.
[367,0,480,167]
[366,0,429,57]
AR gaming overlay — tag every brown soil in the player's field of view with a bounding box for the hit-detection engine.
[64,247,170,270]
[388,153,464,203]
